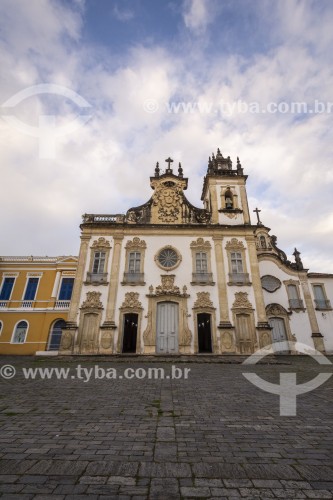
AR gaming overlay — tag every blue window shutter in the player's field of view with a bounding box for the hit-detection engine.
[58,278,74,300]
[0,278,15,300]
[23,278,39,301]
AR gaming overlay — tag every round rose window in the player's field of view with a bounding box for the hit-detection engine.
[155,246,181,270]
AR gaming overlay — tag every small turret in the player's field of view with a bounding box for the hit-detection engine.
[155,162,160,177]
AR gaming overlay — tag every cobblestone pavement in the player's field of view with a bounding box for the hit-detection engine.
[0,355,332,499]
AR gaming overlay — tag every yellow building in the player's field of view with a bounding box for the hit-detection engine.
[0,256,77,355]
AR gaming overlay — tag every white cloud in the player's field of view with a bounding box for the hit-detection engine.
[183,0,212,33]
[0,0,332,273]
[113,4,134,22]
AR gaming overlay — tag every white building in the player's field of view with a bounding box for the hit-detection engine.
[59,149,333,355]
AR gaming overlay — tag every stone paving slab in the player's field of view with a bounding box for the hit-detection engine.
[0,355,332,499]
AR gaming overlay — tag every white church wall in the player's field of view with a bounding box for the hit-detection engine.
[308,277,333,353]
[113,234,221,353]
[259,259,314,345]
[77,235,114,325]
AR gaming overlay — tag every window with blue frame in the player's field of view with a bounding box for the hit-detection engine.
[23,278,39,301]
[58,278,74,300]
[0,277,15,300]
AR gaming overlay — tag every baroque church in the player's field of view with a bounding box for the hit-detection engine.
[57,148,333,356]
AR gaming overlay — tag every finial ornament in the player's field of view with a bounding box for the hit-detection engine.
[293,248,303,270]
[237,156,243,174]
[155,161,160,177]
[165,157,173,173]
[253,207,262,225]
[178,162,183,177]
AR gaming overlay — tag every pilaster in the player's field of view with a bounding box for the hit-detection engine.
[246,235,268,324]
[299,274,325,352]
[104,233,124,326]
[209,182,219,224]
[67,234,90,324]
[213,236,232,327]
[239,184,250,224]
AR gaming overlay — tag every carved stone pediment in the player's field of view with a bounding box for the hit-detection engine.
[226,238,245,250]
[148,275,189,297]
[266,303,289,316]
[125,237,146,249]
[232,292,252,309]
[81,291,103,310]
[190,238,211,249]
[126,170,210,225]
[120,292,143,310]
[91,237,111,248]
[193,292,215,309]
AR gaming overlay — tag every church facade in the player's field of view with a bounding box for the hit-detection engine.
[57,149,333,356]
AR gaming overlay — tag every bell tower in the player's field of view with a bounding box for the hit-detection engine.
[201,148,251,225]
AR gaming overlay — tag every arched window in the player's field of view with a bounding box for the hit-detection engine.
[48,319,66,351]
[12,321,28,343]
[225,189,233,209]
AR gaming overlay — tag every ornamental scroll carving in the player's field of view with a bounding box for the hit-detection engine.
[181,308,192,346]
[120,292,143,310]
[143,311,153,345]
[81,291,103,310]
[100,332,112,349]
[61,331,73,350]
[91,237,111,248]
[225,238,245,250]
[232,292,253,309]
[193,292,215,309]
[149,275,189,297]
[190,238,211,250]
[125,237,146,249]
[224,213,237,219]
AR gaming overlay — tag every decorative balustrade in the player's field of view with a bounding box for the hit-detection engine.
[0,256,59,262]
[122,272,145,284]
[86,272,108,284]
[228,273,251,285]
[54,300,71,309]
[289,298,305,310]
[21,300,34,308]
[191,272,214,284]
[82,214,125,224]
[314,299,332,310]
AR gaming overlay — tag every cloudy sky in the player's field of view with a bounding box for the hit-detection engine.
[0,0,332,272]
